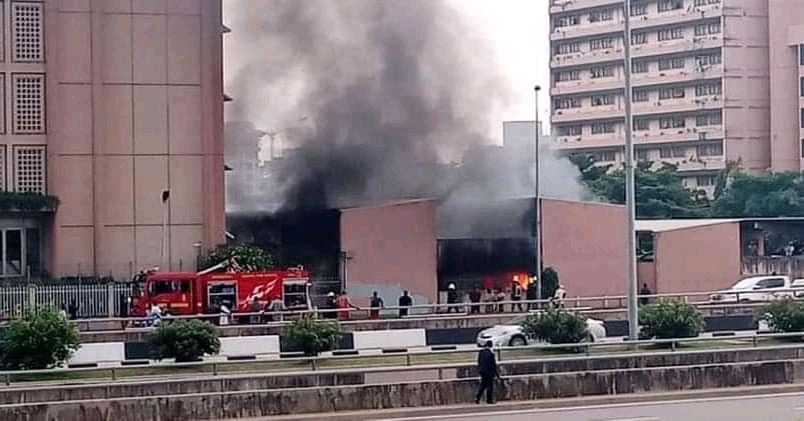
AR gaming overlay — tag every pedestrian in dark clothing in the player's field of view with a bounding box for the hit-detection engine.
[67,300,79,320]
[468,289,482,314]
[511,281,524,313]
[526,278,538,311]
[322,292,338,319]
[639,283,652,305]
[475,343,500,404]
[446,283,460,313]
[398,290,412,317]
[369,291,384,319]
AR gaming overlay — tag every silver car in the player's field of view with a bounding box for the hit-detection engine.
[476,313,607,348]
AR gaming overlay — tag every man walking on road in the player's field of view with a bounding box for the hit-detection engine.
[475,343,500,404]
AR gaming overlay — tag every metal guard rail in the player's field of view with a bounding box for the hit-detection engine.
[2,331,804,385]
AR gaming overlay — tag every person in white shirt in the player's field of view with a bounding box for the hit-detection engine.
[552,285,567,308]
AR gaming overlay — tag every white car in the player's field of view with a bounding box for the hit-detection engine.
[475,313,607,348]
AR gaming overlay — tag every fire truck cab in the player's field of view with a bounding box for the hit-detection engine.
[129,264,312,318]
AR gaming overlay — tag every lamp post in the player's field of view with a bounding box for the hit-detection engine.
[623,0,640,341]
[534,85,542,301]
[160,189,170,269]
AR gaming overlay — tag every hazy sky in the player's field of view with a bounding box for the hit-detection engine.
[223,1,551,141]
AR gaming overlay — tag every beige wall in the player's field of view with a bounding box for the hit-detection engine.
[654,222,741,294]
[340,200,437,305]
[46,0,225,278]
[541,199,627,298]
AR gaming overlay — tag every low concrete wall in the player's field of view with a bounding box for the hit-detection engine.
[0,360,800,420]
[5,345,804,405]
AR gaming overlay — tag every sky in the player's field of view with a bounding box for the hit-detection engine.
[222,0,552,145]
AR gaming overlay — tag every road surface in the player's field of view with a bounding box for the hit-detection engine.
[379,391,804,421]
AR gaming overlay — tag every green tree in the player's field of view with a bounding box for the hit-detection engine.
[200,244,275,271]
[540,267,559,300]
[284,314,342,356]
[575,157,709,218]
[711,171,804,217]
[1,307,80,369]
[148,319,221,363]
[639,299,704,340]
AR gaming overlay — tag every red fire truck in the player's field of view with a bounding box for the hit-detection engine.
[129,259,312,317]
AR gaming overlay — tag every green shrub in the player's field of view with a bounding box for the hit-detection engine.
[148,319,221,363]
[521,307,588,345]
[639,299,704,340]
[540,267,560,300]
[1,307,80,370]
[758,298,804,333]
[284,314,341,356]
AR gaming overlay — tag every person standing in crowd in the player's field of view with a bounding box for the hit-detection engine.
[369,291,384,319]
[639,283,652,305]
[398,290,412,317]
[336,291,359,320]
[67,300,79,320]
[322,292,338,319]
[526,277,539,310]
[267,296,286,322]
[468,288,482,314]
[475,342,500,404]
[446,283,460,313]
[483,289,495,313]
[552,284,567,308]
[510,280,524,313]
[494,289,505,313]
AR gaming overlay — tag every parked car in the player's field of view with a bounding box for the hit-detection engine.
[475,313,607,348]
[709,275,804,303]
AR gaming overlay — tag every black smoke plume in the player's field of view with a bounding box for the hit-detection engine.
[225,0,512,211]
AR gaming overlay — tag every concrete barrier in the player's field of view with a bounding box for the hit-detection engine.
[4,345,804,406]
[0,360,799,420]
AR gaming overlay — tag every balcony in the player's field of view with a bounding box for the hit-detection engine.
[660,156,727,172]
[631,65,724,87]
[551,48,625,68]
[632,126,725,146]
[633,95,722,116]
[549,0,622,14]
[551,77,624,96]
[631,35,722,59]
[554,133,624,150]
[550,20,623,41]
[630,6,723,30]
[551,104,625,123]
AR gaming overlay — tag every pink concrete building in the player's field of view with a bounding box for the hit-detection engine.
[30,0,226,279]
[549,0,774,195]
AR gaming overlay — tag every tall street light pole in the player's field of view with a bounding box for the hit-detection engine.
[534,85,542,301]
[623,0,639,340]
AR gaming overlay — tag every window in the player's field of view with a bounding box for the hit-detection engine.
[0,147,6,191]
[554,97,581,109]
[658,0,684,12]
[591,122,616,134]
[589,9,614,22]
[801,77,804,97]
[555,42,580,55]
[658,57,685,70]
[554,15,581,28]
[660,146,686,158]
[13,146,45,193]
[696,53,722,66]
[12,73,45,134]
[555,70,580,82]
[11,2,44,63]
[697,141,723,157]
[658,28,684,41]
[633,89,649,102]
[636,149,649,161]
[634,118,650,131]
[631,32,648,45]
[590,94,615,106]
[696,175,718,187]
[707,23,721,34]
[695,82,722,96]
[696,111,722,126]
[631,4,647,16]
[593,150,617,161]
[801,139,804,158]
[659,87,685,99]
[632,60,649,73]
[558,125,582,136]
[589,38,614,50]
[695,0,721,5]
[801,44,804,66]
[590,66,614,79]
[659,116,686,129]
[801,108,804,129]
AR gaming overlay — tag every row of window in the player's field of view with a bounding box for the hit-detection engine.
[588,141,724,164]
[553,52,721,83]
[554,20,721,57]
[554,82,721,109]
[0,73,46,135]
[557,112,723,136]
[0,145,45,193]
[554,0,721,29]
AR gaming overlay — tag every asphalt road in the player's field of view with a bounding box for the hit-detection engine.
[379,392,804,421]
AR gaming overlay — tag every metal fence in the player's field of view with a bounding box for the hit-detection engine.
[0,283,132,319]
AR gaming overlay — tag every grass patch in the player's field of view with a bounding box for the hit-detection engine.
[1,336,793,384]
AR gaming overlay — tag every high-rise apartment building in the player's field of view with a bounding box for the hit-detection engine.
[549,0,774,193]
[0,0,228,280]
